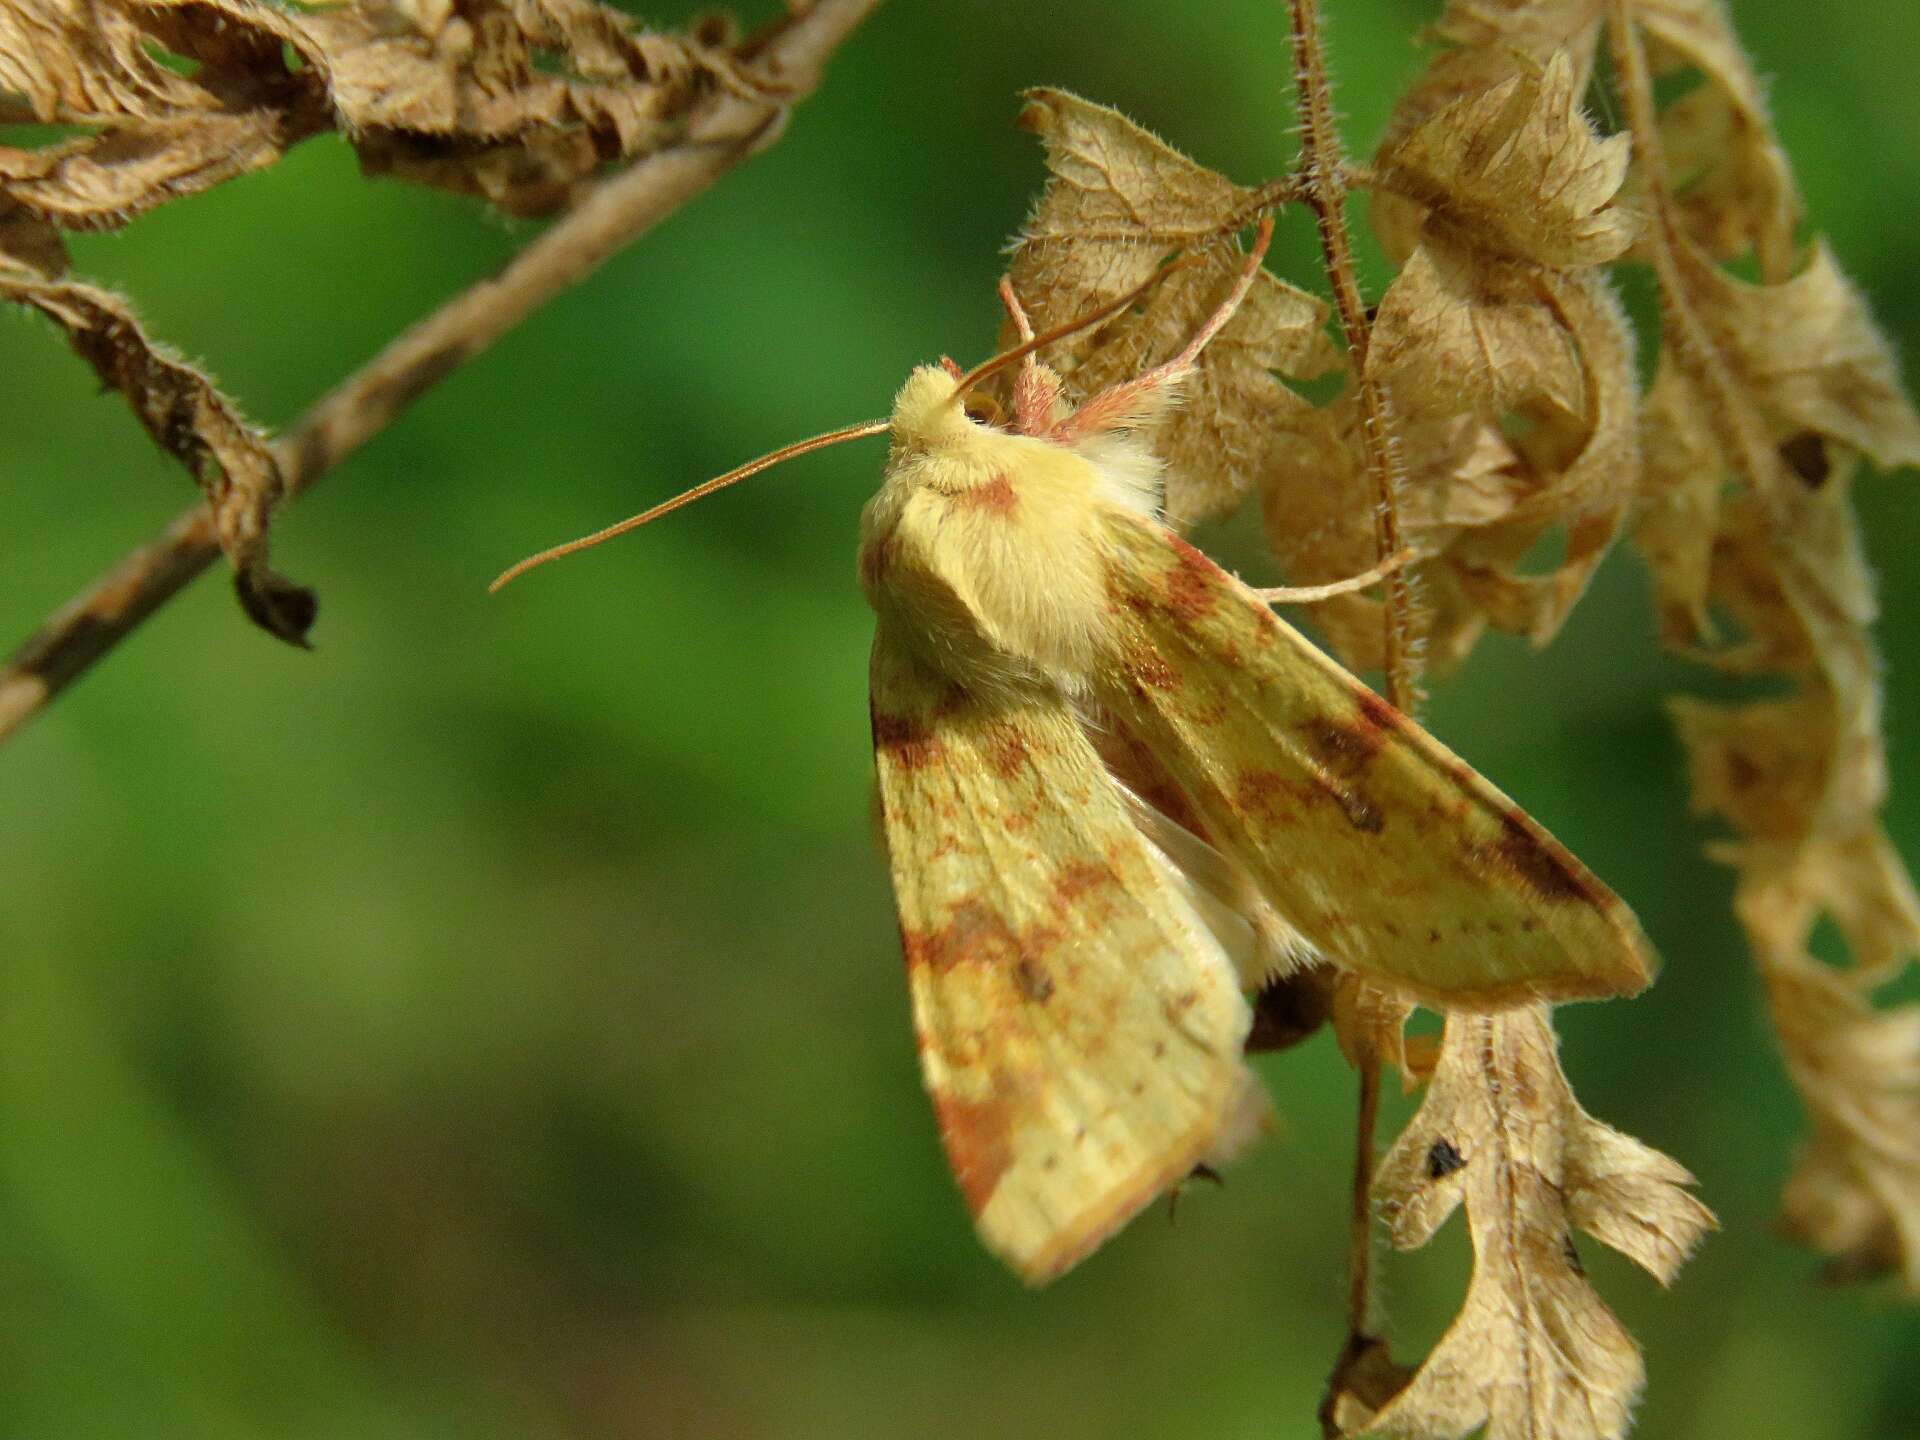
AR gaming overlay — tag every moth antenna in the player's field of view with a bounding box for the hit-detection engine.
[948,252,1208,405]
[1053,216,1275,442]
[997,277,1058,435]
[489,418,889,593]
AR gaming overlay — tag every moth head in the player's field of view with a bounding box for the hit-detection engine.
[888,365,986,454]
[487,250,1218,594]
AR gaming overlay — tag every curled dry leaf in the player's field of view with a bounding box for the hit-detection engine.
[1340,1008,1714,1440]
[1769,951,1920,1289]
[293,0,740,215]
[0,268,313,643]
[1375,50,1636,271]
[1619,0,1920,1288]
[1373,253,1634,669]
[1296,51,1642,676]
[1629,0,1802,279]
[0,0,738,242]
[1369,2,1607,264]
[1006,89,1343,528]
[1648,447,1920,1287]
[0,0,321,270]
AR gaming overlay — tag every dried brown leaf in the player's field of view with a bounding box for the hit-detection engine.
[1377,50,1637,270]
[0,198,67,275]
[1771,953,1920,1290]
[0,0,735,231]
[1636,233,1919,661]
[1725,838,1920,1293]
[0,0,232,122]
[1,268,312,644]
[293,0,721,214]
[1268,238,1638,673]
[1678,240,1920,475]
[1011,88,1265,306]
[1630,0,1802,278]
[1621,16,1920,1282]
[1350,1009,1714,1439]
[0,0,318,247]
[1007,88,1341,527]
[0,110,296,231]
[1370,8,1606,263]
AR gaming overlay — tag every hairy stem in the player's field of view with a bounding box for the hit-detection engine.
[1285,0,1413,1411]
[0,0,883,744]
[1285,0,1415,714]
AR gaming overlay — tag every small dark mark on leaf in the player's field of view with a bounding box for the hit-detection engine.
[1426,1137,1466,1179]
[1777,430,1830,487]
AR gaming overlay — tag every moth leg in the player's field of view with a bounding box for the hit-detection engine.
[1252,547,1416,605]
[1052,215,1275,443]
[997,277,1060,436]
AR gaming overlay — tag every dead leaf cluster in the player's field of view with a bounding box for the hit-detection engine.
[2,0,756,644]
[1609,2,1920,1299]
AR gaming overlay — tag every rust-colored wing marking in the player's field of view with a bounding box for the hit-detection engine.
[1094,513,1653,1008]
[871,626,1255,1282]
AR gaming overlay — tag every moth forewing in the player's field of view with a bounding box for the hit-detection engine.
[869,627,1256,1283]
[1089,511,1654,1009]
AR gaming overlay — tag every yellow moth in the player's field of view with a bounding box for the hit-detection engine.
[494,218,1653,1285]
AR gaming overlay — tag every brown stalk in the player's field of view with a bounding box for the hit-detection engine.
[0,0,883,744]
[1284,0,1415,713]
[1284,0,1411,1421]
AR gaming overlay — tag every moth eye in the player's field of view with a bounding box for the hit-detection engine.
[962,393,1004,426]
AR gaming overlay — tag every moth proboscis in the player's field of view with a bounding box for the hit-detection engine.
[494,216,1654,1284]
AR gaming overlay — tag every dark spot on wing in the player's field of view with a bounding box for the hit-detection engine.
[1164,537,1220,625]
[1304,717,1386,770]
[1052,860,1110,905]
[872,707,943,769]
[901,902,1019,972]
[1015,957,1055,1002]
[1353,686,1407,736]
[1233,769,1291,822]
[1329,784,1384,833]
[1234,765,1383,833]
[953,472,1018,513]
[987,724,1031,779]
[1488,812,1599,902]
[1426,1138,1466,1179]
[933,1087,1020,1216]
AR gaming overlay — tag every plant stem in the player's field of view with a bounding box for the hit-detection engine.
[1285,0,1415,715]
[1285,0,1412,1416]
[0,0,883,744]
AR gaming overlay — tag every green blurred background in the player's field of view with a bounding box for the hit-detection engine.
[4,1,1918,1435]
